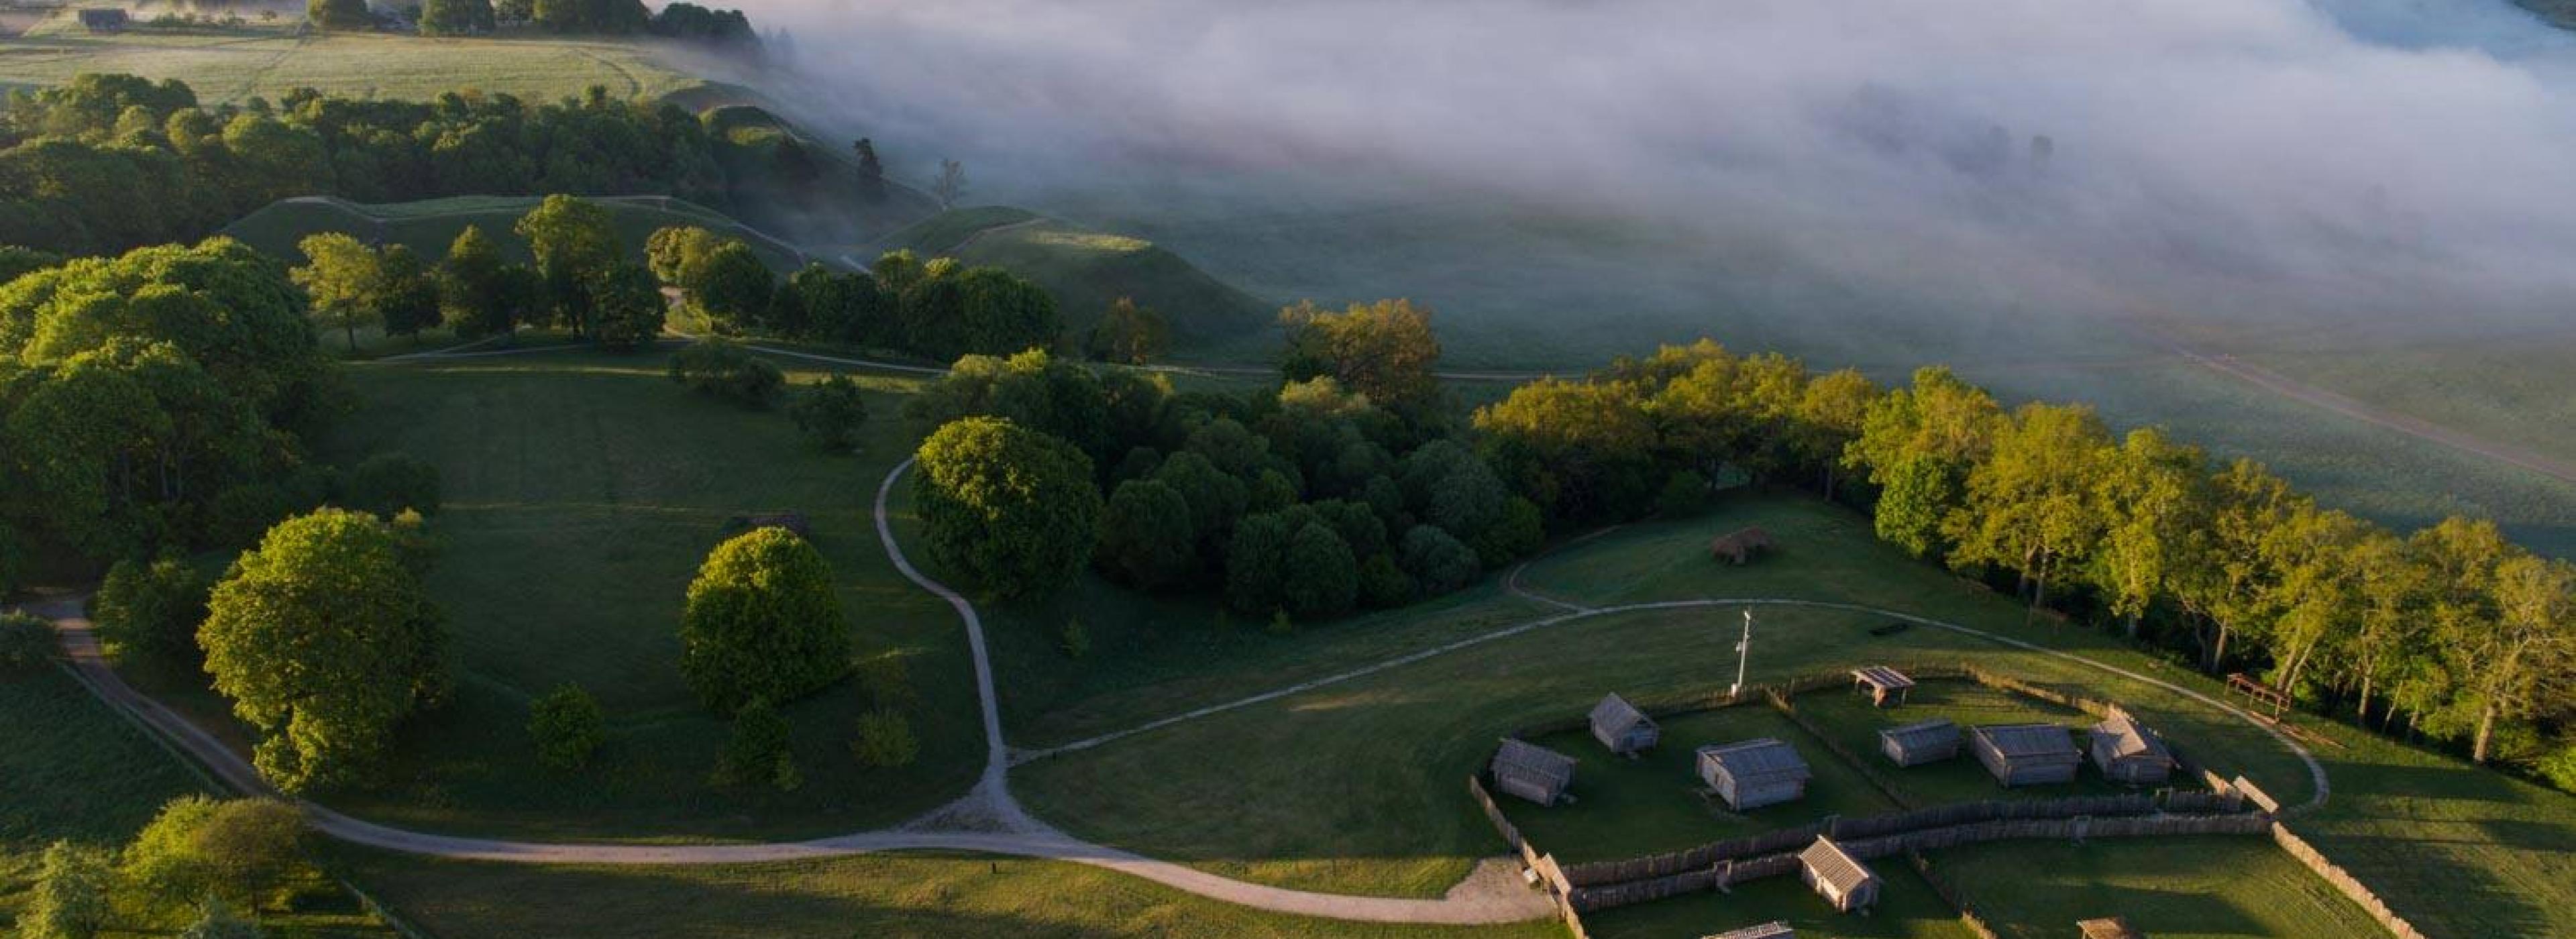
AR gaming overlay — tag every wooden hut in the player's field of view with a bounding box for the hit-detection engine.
[1969,724,2081,787]
[1878,718,1962,767]
[1589,693,1660,755]
[1489,738,1576,806]
[2078,917,2147,939]
[1796,836,1880,912]
[76,7,126,31]
[1703,923,1796,939]
[1708,527,1774,565]
[2088,710,2177,785]
[1850,665,1916,707]
[1695,738,1811,810]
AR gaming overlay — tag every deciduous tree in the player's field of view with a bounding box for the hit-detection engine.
[914,417,1101,598]
[678,527,849,713]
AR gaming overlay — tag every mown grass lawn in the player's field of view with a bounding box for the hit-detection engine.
[0,666,396,937]
[0,24,703,104]
[1928,836,2385,939]
[333,847,1566,939]
[121,351,986,842]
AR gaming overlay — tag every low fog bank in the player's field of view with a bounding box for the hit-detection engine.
[733,0,2576,353]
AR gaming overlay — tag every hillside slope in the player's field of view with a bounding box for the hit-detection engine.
[221,195,815,272]
[881,209,1275,346]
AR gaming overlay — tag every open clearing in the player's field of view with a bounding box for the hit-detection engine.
[0,22,702,104]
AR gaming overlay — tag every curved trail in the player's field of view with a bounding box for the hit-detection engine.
[29,459,2324,924]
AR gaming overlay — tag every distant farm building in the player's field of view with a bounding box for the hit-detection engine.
[1490,738,1576,806]
[1796,836,1880,912]
[1878,718,1962,767]
[2088,710,2178,785]
[1850,665,1916,707]
[1970,724,2081,787]
[1708,527,1774,565]
[76,7,126,31]
[1589,693,1660,755]
[1696,738,1811,810]
[1704,922,1796,939]
[2078,916,2147,939]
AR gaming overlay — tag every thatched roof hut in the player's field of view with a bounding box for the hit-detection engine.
[1589,693,1660,755]
[1703,923,1796,939]
[1851,665,1916,707]
[1696,738,1811,810]
[2089,710,2177,785]
[1708,526,1774,565]
[1878,718,1962,767]
[1490,738,1576,806]
[1970,724,2082,787]
[1797,836,1880,912]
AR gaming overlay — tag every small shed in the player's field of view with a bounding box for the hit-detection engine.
[2089,710,2177,785]
[1970,723,2082,787]
[1797,836,1880,912]
[1878,718,1962,767]
[1850,665,1916,707]
[1490,738,1576,806]
[76,7,127,31]
[1696,738,1811,811]
[1708,527,1774,565]
[1589,693,1660,755]
[1703,923,1796,939]
[2078,917,2147,939]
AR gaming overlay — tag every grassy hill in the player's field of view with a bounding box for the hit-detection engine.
[881,208,1275,347]
[221,195,815,272]
[0,18,704,105]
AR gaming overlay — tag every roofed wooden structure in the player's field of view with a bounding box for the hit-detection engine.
[1589,693,1660,755]
[1850,665,1916,707]
[1696,738,1811,810]
[1490,738,1576,806]
[1970,723,2081,787]
[1796,836,1880,912]
[1703,923,1796,939]
[2089,710,2177,785]
[2078,916,2147,939]
[76,7,124,30]
[2226,672,2292,720]
[1878,718,1961,767]
[1708,526,1774,565]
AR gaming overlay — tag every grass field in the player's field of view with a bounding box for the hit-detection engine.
[1580,863,1977,939]
[221,195,814,273]
[334,848,1565,939]
[0,21,703,104]
[0,666,395,937]
[879,208,1276,344]
[1927,836,2387,939]
[120,351,988,841]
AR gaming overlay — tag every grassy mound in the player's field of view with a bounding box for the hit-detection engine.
[881,209,1274,347]
[221,195,813,272]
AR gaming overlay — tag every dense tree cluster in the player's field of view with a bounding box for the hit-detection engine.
[648,2,756,42]
[907,342,1541,618]
[19,795,312,939]
[651,227,1061,362]
[0,239,337,566]
[1472,339,2576,774]
[0,74,731,256]
[667,338,784,408]
[199,508,450,792]
[290,233,439,349]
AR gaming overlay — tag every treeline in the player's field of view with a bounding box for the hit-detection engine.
[907,300,1546,624]
[1470,340,2575,779]
[650,225,1059,362]
[0,74,743,256]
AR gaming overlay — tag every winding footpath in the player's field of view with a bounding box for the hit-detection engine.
[23,455,2326,927]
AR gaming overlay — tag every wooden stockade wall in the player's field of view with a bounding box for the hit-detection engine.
[1909,850,2003,939]
[2270,822,2429,939]
[1466,775,1593,939]
[1562,812,2269,913]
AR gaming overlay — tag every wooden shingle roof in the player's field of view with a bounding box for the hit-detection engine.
[1851,665,1915,691]
[1590,693,1650,736]
[1491,738,1575,788]
[1879,718,1958,750]
[1798,836,1874,893]
[2092,712,2174,763]
[1973,723,2080,762]
[1697,738,1812,783]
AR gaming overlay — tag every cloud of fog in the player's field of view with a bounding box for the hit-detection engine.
[732,0,2576,339]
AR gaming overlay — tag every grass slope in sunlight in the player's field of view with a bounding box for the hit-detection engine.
[881,208,1275,345]
[0,23,702,104]
[223,195,812,273]
[1928,836,2385,939]
[123,353,983,842]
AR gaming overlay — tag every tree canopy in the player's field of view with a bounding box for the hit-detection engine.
[914,417,1102,598]
[678,527,850,713]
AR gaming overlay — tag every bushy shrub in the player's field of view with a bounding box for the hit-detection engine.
[851,708,917,769]
[1358,553,1414,608]
[0,611,53,672]
[1657,470,1712,517]
[346,452,443,517]
[121,796,303,910]
[1399,524,1481,597]
[667,339,784,408]
[93,556,209,667]
[528,683,604,771]
[714,698,794,789]
[2539,742,2576,795]
[21,841,113,939]
[788,374,869,452]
